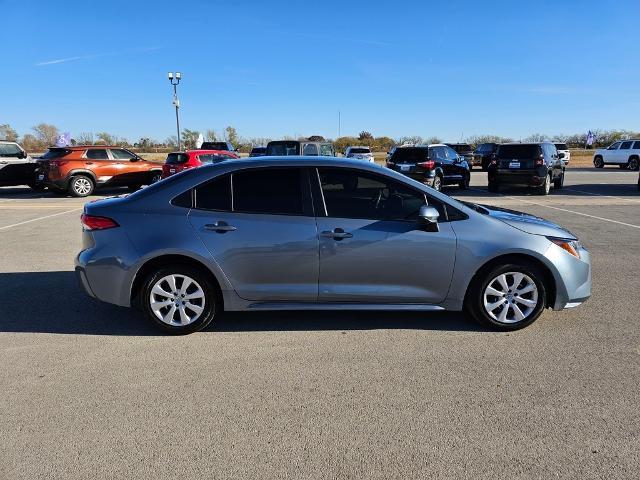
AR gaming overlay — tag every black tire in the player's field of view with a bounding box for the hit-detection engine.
[488,181,499,193]
[459,172,470,190]
[629,157,640,171]
[464,262,547,331]
[619,163,628,170]
[593,156,604,168]
[27,183,46,192]
[553,170,564,189]
[432,175,443,192]
[148,171,162,185]
[140,265,219,334]
[68,175,95,197]
[537,174,551,196]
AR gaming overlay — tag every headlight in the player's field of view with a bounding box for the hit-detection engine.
[547,237,582,259]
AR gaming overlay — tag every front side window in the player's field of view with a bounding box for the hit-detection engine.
[0,143,23,157]
[302,143,319,156]
[233,168,304,215]
[85,149,109,160]
[110,149,136,160]
[317,168,426,221]
[445,147,459,161]
[607,142,621,150]
[620,141,632,150]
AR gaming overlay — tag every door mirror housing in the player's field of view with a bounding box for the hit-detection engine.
[418,205,440,232]
[129,157,139,162]
[18,151,27,159]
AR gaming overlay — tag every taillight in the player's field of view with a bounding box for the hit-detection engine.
[417,160,435,169]
[535,154,544,166]
[81,214,119,231]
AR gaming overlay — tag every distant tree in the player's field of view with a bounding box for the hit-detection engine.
[224,126,239,148]
[373,136,395,152]
[358,131,374,141]
[308,135,325,142]
[76,132,94,145]
[181,129,200,149]
[21,134,41,152]
[397,136,424,146]
[96,132,115,144]
[424,136,442,145]
[523,133,548,142]
[32,123,59,146]
[0,124,18,142]
[164,136,178,148]
[205,129,218,141]
[466,135,513,145]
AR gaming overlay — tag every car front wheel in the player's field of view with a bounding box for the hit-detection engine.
[69,175,95,197]
[629,157,639,171]
[465,262,547,331]
[593,156,604,168]
[537,174,551,195]
[140,265,218,334]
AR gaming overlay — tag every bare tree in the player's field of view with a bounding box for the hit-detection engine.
[0,124,18,142]
[96,132,116,145]
[205,129,218,141]
[32,123,59,146]
[76,132,95,145]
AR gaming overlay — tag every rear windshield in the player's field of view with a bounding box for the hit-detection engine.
[475,143,496,153]
[0,144,23,157]
[199,154,234,164]
[40,148,70,159]
[349,147,371,154]
[200,142,229,151]
[497,144,540,159]
[251,147,266,153]
[166,153,189,164]
[554,143,568,150]
[391,147,429,162]
[266,142,300,156]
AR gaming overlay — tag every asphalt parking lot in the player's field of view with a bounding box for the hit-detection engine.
[1,168,639,479]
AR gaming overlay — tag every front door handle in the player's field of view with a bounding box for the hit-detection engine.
[204,221,237,233]
[321,228,353,240]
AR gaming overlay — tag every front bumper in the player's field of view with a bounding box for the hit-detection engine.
[544,243,592,310]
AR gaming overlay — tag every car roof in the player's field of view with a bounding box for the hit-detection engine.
[171,149,235,154]
[500,142,551,146]
[48,145,122,150]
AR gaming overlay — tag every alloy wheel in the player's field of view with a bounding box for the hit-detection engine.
[73,178,92,196]
[483,272,539,324]
[432,176,442,191]
[149,274,206,326]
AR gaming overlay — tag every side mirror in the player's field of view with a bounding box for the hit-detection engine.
[129,157,139,162]
[558,152,565,159]
[418,205,440,232]
[19,151,28,159]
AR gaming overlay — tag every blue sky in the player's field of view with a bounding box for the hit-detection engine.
[2,0,638,142]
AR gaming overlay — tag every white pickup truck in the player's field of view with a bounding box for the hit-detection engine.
[593,140,640,170]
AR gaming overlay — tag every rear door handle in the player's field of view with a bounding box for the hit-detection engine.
[321,228,353,240]
[204,221,237,233]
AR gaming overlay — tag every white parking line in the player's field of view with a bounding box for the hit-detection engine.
[0,208,81,231]
[564,188,640,204]
[468,188,640,230]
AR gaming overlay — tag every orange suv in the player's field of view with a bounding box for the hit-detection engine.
[37,146,163,197]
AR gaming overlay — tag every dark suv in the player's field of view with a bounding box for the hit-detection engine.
[474,143,499,170]
[445,143,478,169]
[200,141,237,152]
[266,140,335,157]
[386,145,470,191]
[488,142,564,195]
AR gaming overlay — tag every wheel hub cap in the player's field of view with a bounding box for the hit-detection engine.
[483,272,538,324]
[149,274,205,326]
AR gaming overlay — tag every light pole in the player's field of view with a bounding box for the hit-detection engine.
[167,72,182,150]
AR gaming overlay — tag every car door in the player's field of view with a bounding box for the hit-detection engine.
[83,148,116,182]
[605,142,622,164]
[314,167,457,304]
[188,167,319,301]
[618,141,633,165]
[0,143,32,186]
[443,146,465,183]
[109,148,149,185]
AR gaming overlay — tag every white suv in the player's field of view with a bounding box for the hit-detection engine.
[0,141,43,190]
[593,140,640,170]
[554,143,570,165]
[344,146,375,162]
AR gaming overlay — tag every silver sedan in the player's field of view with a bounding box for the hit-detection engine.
[75,157,591,334]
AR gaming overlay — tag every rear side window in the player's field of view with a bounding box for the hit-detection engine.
[232,168,304,215]
[302,144,319,156]
[620,141,632,150]
[497,145,540,159]
[194,175,231,211]
[111,149,136,160]
[166,153,189,164]
[86,149,109,160]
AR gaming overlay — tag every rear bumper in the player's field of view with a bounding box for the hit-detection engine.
[488,169,547,187]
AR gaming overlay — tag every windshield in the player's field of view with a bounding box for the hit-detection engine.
[165,153,189,164]
[475,143,496,153]
[349,148,370,154]
[200,142,230,151]
[554,143,568,150]
[497,144,540,159]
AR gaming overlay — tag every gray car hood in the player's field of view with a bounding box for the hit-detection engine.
[475,203,577,240]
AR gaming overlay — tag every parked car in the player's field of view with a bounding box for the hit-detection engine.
[161,150,238,179]
[200,141,237,153]
[249,146,267,157]
[37,146,163,197]
[386,144,470,191]
[554,143,571,165]
[76,156,591,334]
[344,146,375,162]
[0,141,44,190]
[487,142,564,195]
[474,143,499,171]
[593,140,640,170]
[386,146,397,161]
[445,143,478,169]
[266,140,335,157]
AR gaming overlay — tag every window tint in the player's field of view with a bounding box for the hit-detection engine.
[0,144,23,157]
[320,144,334,156]
[201,142,231,151]
[317,168,426,221]
[166,153,189,164]
[194,174,231,211]
[445,147,458,160]
[633,141,640,150]
[391,147,429,164]
[199,154,232,164]
[266,141,299,156]
[620,141,632,150]
[85,149,109,160]
[607,142,621,150]
[171,189,192,208]
[302,143,319,156]
[111,149,136,160]
[233,168,304,215]
[434,147,447,161]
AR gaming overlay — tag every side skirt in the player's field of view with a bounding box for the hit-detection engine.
[244,302,445,312]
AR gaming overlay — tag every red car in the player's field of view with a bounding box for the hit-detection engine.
[161,149,239,178]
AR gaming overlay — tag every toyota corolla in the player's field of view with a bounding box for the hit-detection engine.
[75,157,591,334]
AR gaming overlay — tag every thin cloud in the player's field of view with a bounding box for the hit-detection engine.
[36,46,161,66]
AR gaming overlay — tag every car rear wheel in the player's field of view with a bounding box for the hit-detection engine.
[553,170,564,189]
[149,172,162,184]
[141,265,218,334]
[431,175,443,192]
[537,174,551,195]
[619,163,628,170]
[629,157,639,171]
[69,175,95,197]
[458,173,470,190]
[465,262,547,331]
[593,156,604,168]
